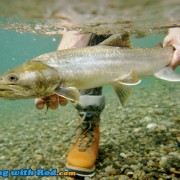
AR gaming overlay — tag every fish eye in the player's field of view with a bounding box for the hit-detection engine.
[7,74,19,82]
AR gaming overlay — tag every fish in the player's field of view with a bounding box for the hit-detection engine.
[0,43,179,107]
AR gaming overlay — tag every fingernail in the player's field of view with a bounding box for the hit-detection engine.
[36,103,44,110]
[51,96,57,102]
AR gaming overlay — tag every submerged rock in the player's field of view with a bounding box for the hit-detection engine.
[146,123,158,131]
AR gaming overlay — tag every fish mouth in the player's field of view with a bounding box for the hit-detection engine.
[0,84,31,99]
[0,89,13,92]
[0,86,14,93]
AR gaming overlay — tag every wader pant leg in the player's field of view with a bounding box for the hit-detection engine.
[76,87,105,118]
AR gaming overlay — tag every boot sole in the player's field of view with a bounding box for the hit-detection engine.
[65,163,95,177]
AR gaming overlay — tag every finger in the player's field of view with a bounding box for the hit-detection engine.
[169,49,180,69]
[35,98,45,110]
[163,34,173,47]
[163,28,180,48]
[48,95,59,109]
[59,96,68,106]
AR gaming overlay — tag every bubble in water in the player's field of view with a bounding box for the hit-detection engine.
[52,38,56,42]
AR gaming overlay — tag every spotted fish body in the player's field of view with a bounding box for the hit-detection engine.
[0,45,178,106]
[37,46,172,89]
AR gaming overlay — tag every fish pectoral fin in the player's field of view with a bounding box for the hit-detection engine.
[112,83,131,107]
[54,86,81,105]
[99,33,131,48]
[154,67,180,82]
[117,70,141,85]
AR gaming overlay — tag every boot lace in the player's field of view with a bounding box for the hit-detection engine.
[64,113,99,151]
[77,113,99,151]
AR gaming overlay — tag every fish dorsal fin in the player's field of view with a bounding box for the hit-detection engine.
[54,86,81,105]
[116,70,141,85]
[99,33,131,48]
[154,67,180,82]
[112,83,131,107]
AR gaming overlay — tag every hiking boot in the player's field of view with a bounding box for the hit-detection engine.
[65,113,100,177]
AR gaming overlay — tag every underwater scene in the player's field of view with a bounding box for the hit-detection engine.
[0,29,179,180]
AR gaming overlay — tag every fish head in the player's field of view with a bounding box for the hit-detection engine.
[0,61,59,99]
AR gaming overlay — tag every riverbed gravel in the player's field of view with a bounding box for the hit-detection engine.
[0,79,179,180]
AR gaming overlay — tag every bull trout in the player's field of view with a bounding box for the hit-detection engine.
[0,44,179,106]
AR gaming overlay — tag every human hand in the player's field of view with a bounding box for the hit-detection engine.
[35,95,68,110]
[163,28,180,69]
[35,31,91,110]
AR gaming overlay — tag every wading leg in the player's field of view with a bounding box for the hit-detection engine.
[65,36,107,177]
